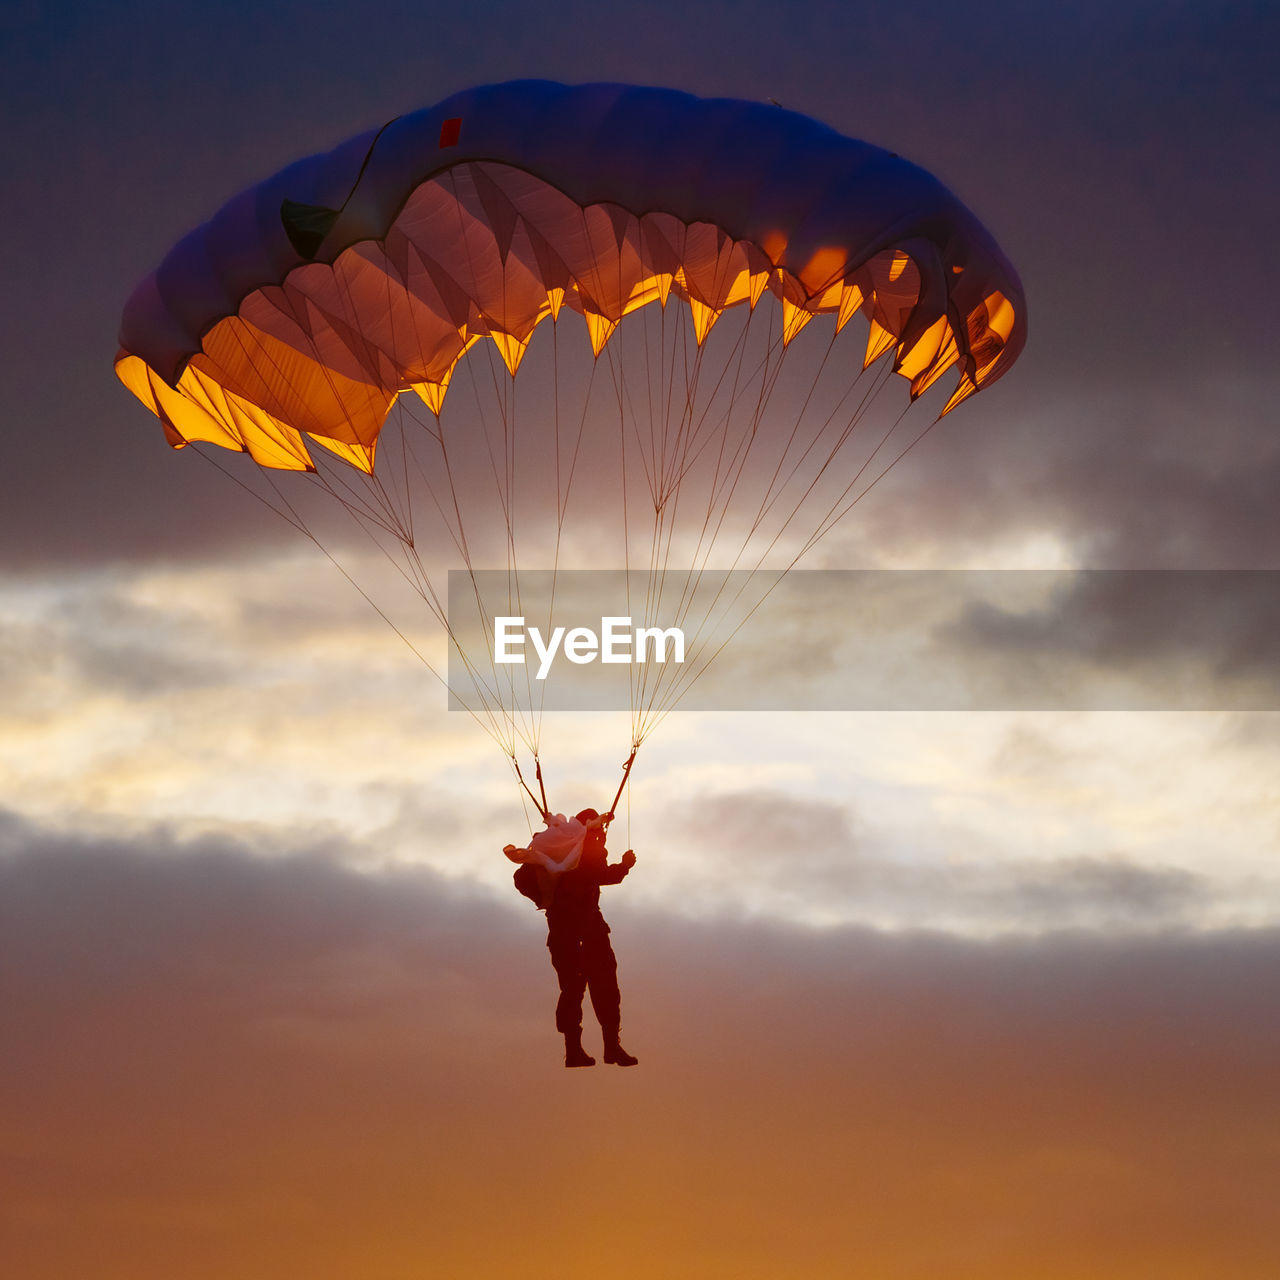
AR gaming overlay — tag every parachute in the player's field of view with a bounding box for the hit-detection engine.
[504,813,591,874]
[115,81,1025,819]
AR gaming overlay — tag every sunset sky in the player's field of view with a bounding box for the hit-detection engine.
[3,2,1279,1276]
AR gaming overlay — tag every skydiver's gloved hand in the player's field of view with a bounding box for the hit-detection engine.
[621,850,636,870]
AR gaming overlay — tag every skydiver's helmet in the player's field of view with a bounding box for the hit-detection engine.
[575,809,606,854]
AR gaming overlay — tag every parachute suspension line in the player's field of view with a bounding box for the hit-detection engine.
[317,459,426,575]
[547,320,601,689]
[319,500,518,754]
[611,300,699,745]
[677,302,778,586]
[187,442,309,538]
[606,310,663,745]
[526,298,556,760]
[188,443,509,752]
[659,244,762,494]
[637,304,901,734]
[449,343,542,758]
[615,319,659,505]
[617,314,640,743]
[761,345,896,527]
[642,301,759,517]
[405,387,531,759]
[634,296,773,704]
[802,398,943,552]
[308,459,433,608]
[716,324,882,565]
[634,290,686,732]
[643,364,888,728]
[618,292,679,730]
[742,324,844,536]
[600,300,662,744]
[632,309,696,746]
[396,406,475,567]
[640,358,923,741]
[545,320,585,723]
[379,414,501,744]
[554,324,603,528]
[499,345,544,758]
[602,286,814,744]
[304,454,404,539]
[514,776,542,835]
[282,411,520,756]
[639,314,686,736]
[664,294,715,503]
[395,302,616,769]
[757,359,906,568]
[639,281,770,742]
[637,300,706,743]
[629,297,796,741]
[649,342,888,705]
[604,301,689,741]
[393,402,416,551]
[628,293,678,733]
[658,303,716,578]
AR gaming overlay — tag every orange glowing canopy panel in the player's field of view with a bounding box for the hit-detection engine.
[116,81,1026,475]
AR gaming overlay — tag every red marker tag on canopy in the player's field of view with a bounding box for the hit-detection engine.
[439,117,462,147]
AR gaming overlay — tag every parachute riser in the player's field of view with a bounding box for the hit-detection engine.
[511,756,550,823]
[605,747,639,824]
[513,746,636,828]
[535,758,550,818]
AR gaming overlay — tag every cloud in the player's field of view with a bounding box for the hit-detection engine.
[2,813,1279,1278]
[936,569,1280,709]
[659,787,1215,932]
[5,556,1278,933]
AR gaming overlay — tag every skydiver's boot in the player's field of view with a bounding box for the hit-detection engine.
[602,1028,638,1067]
[564,1029,595,1068]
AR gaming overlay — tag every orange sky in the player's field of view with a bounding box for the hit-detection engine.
[4,839,1277,1279]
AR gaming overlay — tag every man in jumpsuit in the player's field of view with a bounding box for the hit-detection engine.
[546,808,638,1068]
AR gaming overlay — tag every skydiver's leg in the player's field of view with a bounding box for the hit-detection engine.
[580,919,620,1030]
[547,924,593,1066]
[581,916,634,1065]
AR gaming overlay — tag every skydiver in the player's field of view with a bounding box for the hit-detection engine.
[514,808,638,1068]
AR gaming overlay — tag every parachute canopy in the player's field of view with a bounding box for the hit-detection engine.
[116,80,1025,474]
[115,83,1027,802]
